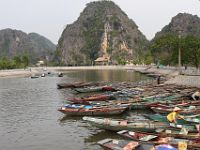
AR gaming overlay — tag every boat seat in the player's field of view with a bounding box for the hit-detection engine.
[119,120,128,126]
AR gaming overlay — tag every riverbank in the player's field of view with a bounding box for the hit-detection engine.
[0,68,39,78]
[0,66,141,78]
[0,65,200,88]
[132,65,200,88]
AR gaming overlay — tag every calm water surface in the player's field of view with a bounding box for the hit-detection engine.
[0,69,150,150]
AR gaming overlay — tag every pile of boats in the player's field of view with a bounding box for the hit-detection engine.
[57,81,200,149]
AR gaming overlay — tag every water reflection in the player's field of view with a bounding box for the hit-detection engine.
[59,115,83,123]
[65,69,150,82]
[84,130,122,143]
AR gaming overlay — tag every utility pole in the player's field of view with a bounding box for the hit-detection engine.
[178,30,182,75]
[46,56,49,69]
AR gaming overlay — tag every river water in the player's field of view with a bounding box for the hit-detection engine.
[0,69,150,150]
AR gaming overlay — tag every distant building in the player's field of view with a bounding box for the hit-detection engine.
[95,56,110,65]
[36,60,45,66]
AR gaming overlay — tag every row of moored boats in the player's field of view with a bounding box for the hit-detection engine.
[57,81,200,150]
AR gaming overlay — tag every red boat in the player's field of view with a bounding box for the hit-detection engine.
[58,105,128,116]
[67,94,115,104]
[97,138,154,150]
[57,82,101,89]
[117,130,200,149]
[145,100,200,108]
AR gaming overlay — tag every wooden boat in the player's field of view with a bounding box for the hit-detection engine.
[184,116,200,123]
[58,72,63,77]
[57,82,101,89]
[31,75,39,79]
[67,94,115,104]
[82,117,170,132]
[118,130,161,142]
[41,73,45,77]
[57,82,84,89]
[97,138,154,150]
[141,94,183,102]
[130,99,200,110]
[151,106,200,114]
[74,86,116,93]
[88,99,136,108]
[144,113,200,124]
[117,130,200,149]
[146,100,200,109]
[155,129,200,140]
[58,104,128,116]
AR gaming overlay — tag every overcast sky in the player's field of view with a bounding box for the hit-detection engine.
[0,0,199,44]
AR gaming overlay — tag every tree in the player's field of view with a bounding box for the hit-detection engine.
[151,34,179,65]
[182,36,200,68]
[151,34,200,68]
[0,57,15,69]
[144,51,153,65]
[13,56,22,68]
[22,55,29,69]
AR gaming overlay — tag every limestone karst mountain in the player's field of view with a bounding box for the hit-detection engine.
[56,0,148,65]
[0,28,56,63]
[154,13,200,39]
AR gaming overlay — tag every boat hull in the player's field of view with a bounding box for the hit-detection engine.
[83,117,170,132]
[97,138,154,150]
[151,107,200,114]
[58,107,127,116]
[117,130,200,149]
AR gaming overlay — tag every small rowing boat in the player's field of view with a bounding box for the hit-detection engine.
[83,117,170,132]
[97,138,154,150]
[58,104,128,116]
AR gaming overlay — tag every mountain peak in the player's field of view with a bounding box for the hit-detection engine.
[57,0,148,65]
[0,28,56,63]
[155,13,200,38]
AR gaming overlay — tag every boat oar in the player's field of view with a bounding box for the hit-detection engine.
[184,114,200,118]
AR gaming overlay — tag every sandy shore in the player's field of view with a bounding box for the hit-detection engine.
[0,68,39,78]
[0,66,134,78]
[0,65,149,78]
[0,65,200,88]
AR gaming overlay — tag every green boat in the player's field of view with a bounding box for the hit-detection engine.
[83,116,170,132]
[144,114,198,132]
[145,114,200,124]
[141,94,183,102]
[145,114,189,124]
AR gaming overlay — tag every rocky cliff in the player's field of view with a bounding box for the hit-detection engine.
[28,33,56,60]
[56,0,148,65]
[0,28,56,63]
[154,13,200,38]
